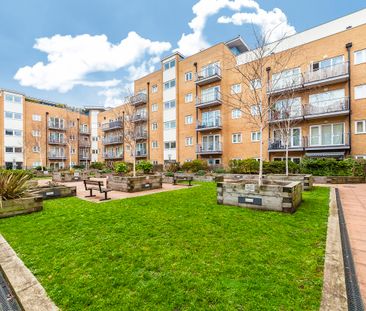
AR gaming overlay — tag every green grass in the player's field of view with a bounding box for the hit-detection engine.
[0,184,329,310]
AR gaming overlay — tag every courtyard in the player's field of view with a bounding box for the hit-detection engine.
[0,183,329,310]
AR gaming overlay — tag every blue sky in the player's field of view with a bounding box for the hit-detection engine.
[0,0,365,107]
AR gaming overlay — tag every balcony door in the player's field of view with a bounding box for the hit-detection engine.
[201,62,220,78]
[309,89,345,113]
[202,135,220,151]
[201,86,220,103]
[273,128,301,148]
[310,123,345,146]
[202,110,220,127]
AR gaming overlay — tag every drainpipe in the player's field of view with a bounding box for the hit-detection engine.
[194,62,199,159]
[346,42,353,155]
[146,82,150,161]
[266,67,271,160]
[45,112,49,168]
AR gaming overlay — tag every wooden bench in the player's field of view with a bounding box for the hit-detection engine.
[173,175,193,186]
[84,180,111,201]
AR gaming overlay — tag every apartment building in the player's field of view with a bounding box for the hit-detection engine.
[97,8,366,166]
[0,89,106,169]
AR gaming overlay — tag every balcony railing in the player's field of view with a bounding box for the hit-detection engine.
[136,150,147,157]
[102,120,123,131]
[79,128,90,135]
[48,153,66,160]
[195,65,222,86]
[196,142,222,154]
[133,114,148,122]
[104,152,124,160]
[267,74,303,95]
[196,118,222,131]
[196,90,222,108]
[268,138,304,151]
[102,136,123,145]
[79,140,91,147]
[136,131,148,140]
[48,138,66,145]
[304,133,350,150]
[269,109,303,122]
[304,97,350,118]
[129,93,147,106]
[48,123,67,131]
[304,62,349,86]
[79,154,90,160]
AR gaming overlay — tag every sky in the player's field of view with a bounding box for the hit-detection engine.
[0,0,365,108]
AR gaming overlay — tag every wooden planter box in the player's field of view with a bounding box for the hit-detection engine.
[266,174,313,191]
[313,176,366,184]
[0,196,43,219]
[52,172,81,182]
[217,179,302,213]
[107,174,162,192]
[29,185,77,200]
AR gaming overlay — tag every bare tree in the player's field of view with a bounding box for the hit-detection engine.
[223,26,301,185]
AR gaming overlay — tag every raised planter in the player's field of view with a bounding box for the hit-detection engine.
[313,176,366,184]
[107,174,162,192]
[0,196,43,219]
[162,176,174,183]
[192,175,224,182]
[217,179,302,213]
[266,174,313,191]
[52,171,80,182]
[29,184,77,200]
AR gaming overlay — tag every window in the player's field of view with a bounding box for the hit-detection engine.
[4,94,22,104]
[164,120,176,130]
[5,129,21,136]
[151,122,158,130]
[185,115,193,124]
[185,93,193,103]
[271,68,301,91]
[231,83,241,94]
[164,141,176,149]
[32,162,41,168]
[69,121,75,127]
[164,79,176,90]
[185,137,193,146]
[70,135,76,141]
[273,97,302,119]
[151,103,158,112]
[70,148,76,154]
[207,158,221,165]
[251,105,261,116]
[251,131,261,142]
[32,114,41,121]
[311,55,344,71]
[250,79,262,90]
[164,100,176,109]
[310,123,345,146]
[32,130,41,137]
[356,120,366,134]
[232,133,242,143]
[355,49,366,65]
[201,110,220,127]
[152,85,158,93]
[5,112,22,120]
[153,160,158,165]
[355,85,366,100]
[355,155,366,160]
[92,149,99,154]
[185,72,192,81]
[33,146,40,152]
[152,141,158,148]
[164,59,176,71]
[14,147,22,153]
[5,147,13,153]
[231,109,241,119]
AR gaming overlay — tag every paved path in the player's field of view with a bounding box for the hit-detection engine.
[338,184,366,304]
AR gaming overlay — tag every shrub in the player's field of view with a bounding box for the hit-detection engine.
[213,168,226,174]
[72,165,85,170]
[114,162,128,174]
[228,159,259,174]
[166,162,181,173]
[90,162,105,170]
[136,160,153,174]
[0,170,33,200]
[196,170,206,176]
[263,161,300,174]
[182,160,208,173]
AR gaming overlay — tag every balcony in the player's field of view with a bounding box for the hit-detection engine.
[269,109,303,123]
[267,74,303,95]
[102,120,123,131]
[102,136,123,145]
[195,65,222,86]
[132,114,148,122]
[304,97,350,119]
[48,138,66,145]
[304,62,349,88]
[104,152,124,160]
[48,123,67,131]
[79,128,90,135]
[135,131,148,140]
[268,139,304,152]
[79,154,90,160]
[304,133,350,150]
[196,143,222,155]
[48,153,66,160]
[129,93,147,106]
[196,91,222,109]
[135,150,147,158]
[79,140,91,147]
[196,118,222,131]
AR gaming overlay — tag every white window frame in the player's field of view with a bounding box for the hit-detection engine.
[251,131,261,142]
[309,123,345,146]
[164,120,176,130]
[185,72,192,81]
[32,114,41,121]
[231,83,241,94]
[354,49,366,65]
[152,141,158,148]
[232,133,242,144]
[185,115,193,125]
[151,103,158,112]
[164,100,176,110]
[185,93,193,103]
[355,84,366,100]
[250,79,262,90]
[151,85,158,93]
[231,109,241,119]
[163,79,176,90]
[185,137,193,146]
[355,120,366,134]
[151,122,158,131]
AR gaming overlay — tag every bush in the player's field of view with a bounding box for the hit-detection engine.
[182,160,208,173]
[114,162,128,174]
[196,170,206,176]
[0,170,33,200]
[136,160,153,174]
[90,162,105,170]
[213,168,226,174]
[263,161,300,174]
[228,159,259,174]
[72,165,85,170]
[165,162,181,173]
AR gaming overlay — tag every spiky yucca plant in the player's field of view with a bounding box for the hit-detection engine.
[0,170,33,201]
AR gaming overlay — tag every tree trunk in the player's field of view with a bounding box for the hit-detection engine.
[285,143,289,176]
[258,127,264,186]
[133,152,136,177]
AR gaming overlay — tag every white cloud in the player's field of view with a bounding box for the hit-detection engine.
[176,0,295,55]
[14,32,171,93]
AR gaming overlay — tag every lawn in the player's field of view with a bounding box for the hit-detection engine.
[0,183,329,310]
